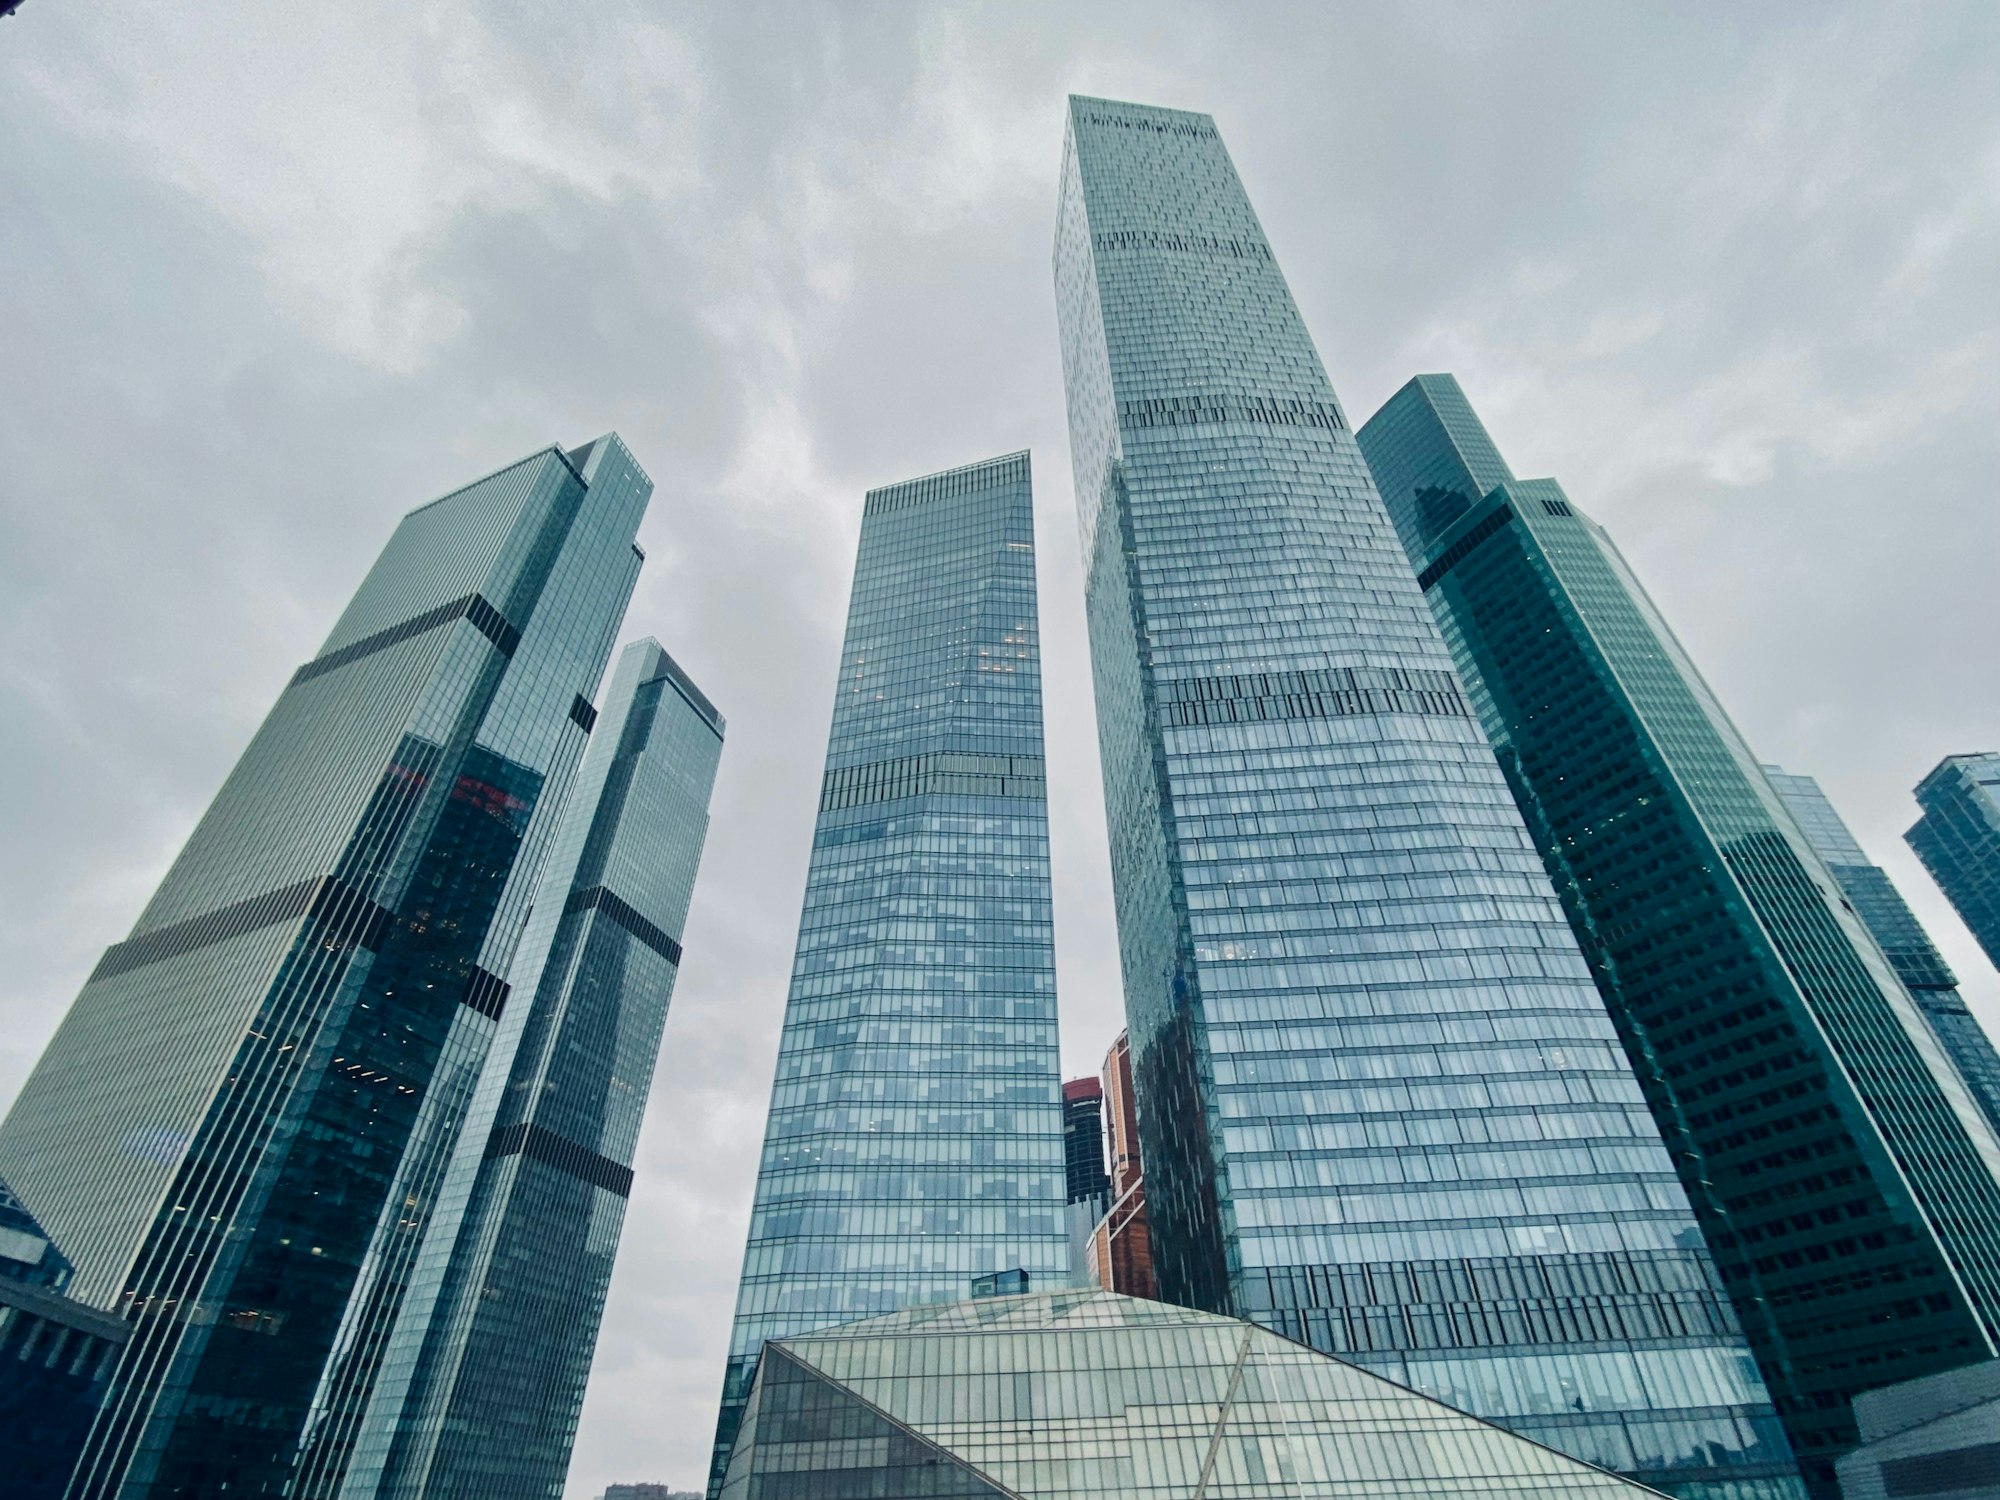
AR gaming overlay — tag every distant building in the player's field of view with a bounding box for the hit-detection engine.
[1834,1358,2000,1500]
[0,1176,129,1500]
[716,1289,1684,1500]
[1767,765,2000,1138]
[1910,754,2000,974]
[601,1487,699,1500]
[1061,1077,1110,1284]
[1087,1032,1155,1299]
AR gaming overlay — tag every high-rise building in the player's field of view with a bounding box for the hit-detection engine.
[1356,372,2000,1493]
[0,437,651,1497]
[706,453,1068,1492]
[1053,96,1797,1497]
[1909,754,2000,973]
[1062,1078,1111,1286]
[1766,765,2000,1138]
[297,638,724,1499]
[1101,1030,1141,1199]
[716,1289,1682,1500]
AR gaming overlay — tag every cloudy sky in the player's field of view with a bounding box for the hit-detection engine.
[3,2,1997,1493]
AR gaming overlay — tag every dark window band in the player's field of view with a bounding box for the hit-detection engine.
[568,695,598,733]
[485,1121,633,1198]
[91,877,392,983]
[1882,1443,2000,1497]
[1093,228,1271,261]
[290,593,520,689]
[1119,394,1345,434]
[1160,666,1468,729]
[1418,505,1514,592]
[564,884,682,966]
[461,966,510,1021]
[820,752,1047,813]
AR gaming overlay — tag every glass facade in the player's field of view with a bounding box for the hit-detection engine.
[707,453,1069,1492]
[1356,373,2000,1495]
[1909,754,2000,974]
[720,1287,1702,1500]
[1766,765,2000,1138]
[1052,96,1793,1499]
[0,437,651,1497]
[293,638,723,1499]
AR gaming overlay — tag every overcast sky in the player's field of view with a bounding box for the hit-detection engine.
[3,3,1997,1494]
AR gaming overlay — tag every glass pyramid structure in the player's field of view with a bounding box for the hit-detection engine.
[719,1288,1677,1499]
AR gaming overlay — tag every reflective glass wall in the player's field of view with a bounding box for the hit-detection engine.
[0,437,649,1497]
[297,637,722,1499]
[1910,754,2000,974]
[1052,97,1795,1498]
[707,453,1069,1491]
[1358,373,2000,1494]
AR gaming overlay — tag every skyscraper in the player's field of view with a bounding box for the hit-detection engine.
[297,638,724,1500]
[1054,96,1796,1497]
[1356,372,2000,1493]
[1088,1030,1155,1299]
[1766,765,2000,1138]
[0,437,651,1497]
[1909,754,2000,973]
[707,453,1068,1492]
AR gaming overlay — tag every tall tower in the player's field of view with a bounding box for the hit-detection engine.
[1053,96,1798,1497]
[706,453,1068,1491]
[1356,372,2000,1493]
[1909,754,2000,973]
[296,638,724,1500]
[1766,765,2000,1137]
[0,437,650,1497]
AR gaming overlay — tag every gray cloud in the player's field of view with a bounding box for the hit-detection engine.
[3,2,1995,1494]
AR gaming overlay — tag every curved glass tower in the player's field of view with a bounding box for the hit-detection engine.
[1053,96,1799,1498]
[707,453,1069,1492]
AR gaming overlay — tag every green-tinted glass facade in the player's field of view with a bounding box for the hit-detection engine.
[708,454,1069,1493]
[1052,97,1793,1499]
[0,437,650,1497]
[1357,374,2000,1495]
[720,1288,1685,1500]
[1765,766,2000,1140]
[294,638,723,1499]
[1909,755,2000,976]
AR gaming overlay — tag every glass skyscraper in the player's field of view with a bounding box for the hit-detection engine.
[294,637,723,1499]
[1356,373,2000,1494]
[1053,96,1795,1498]
[1909,754,2000,974]
[1766,765,2000,1138]
[0,437,651,1497]
[707,453,1069,1492]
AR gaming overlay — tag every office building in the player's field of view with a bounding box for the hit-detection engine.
[1834,1359,2000,1500]
[707,453,1069,1491]
[0,437,651,1496]
[716,1287,1710,1500]
[1062,1078,1111,1286]
[1357,372,2000,1493]
[1054,96,1796,1496]
[1767,765,2000,1137]
[1910,755,2000,973]
[298,639,724,1499]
